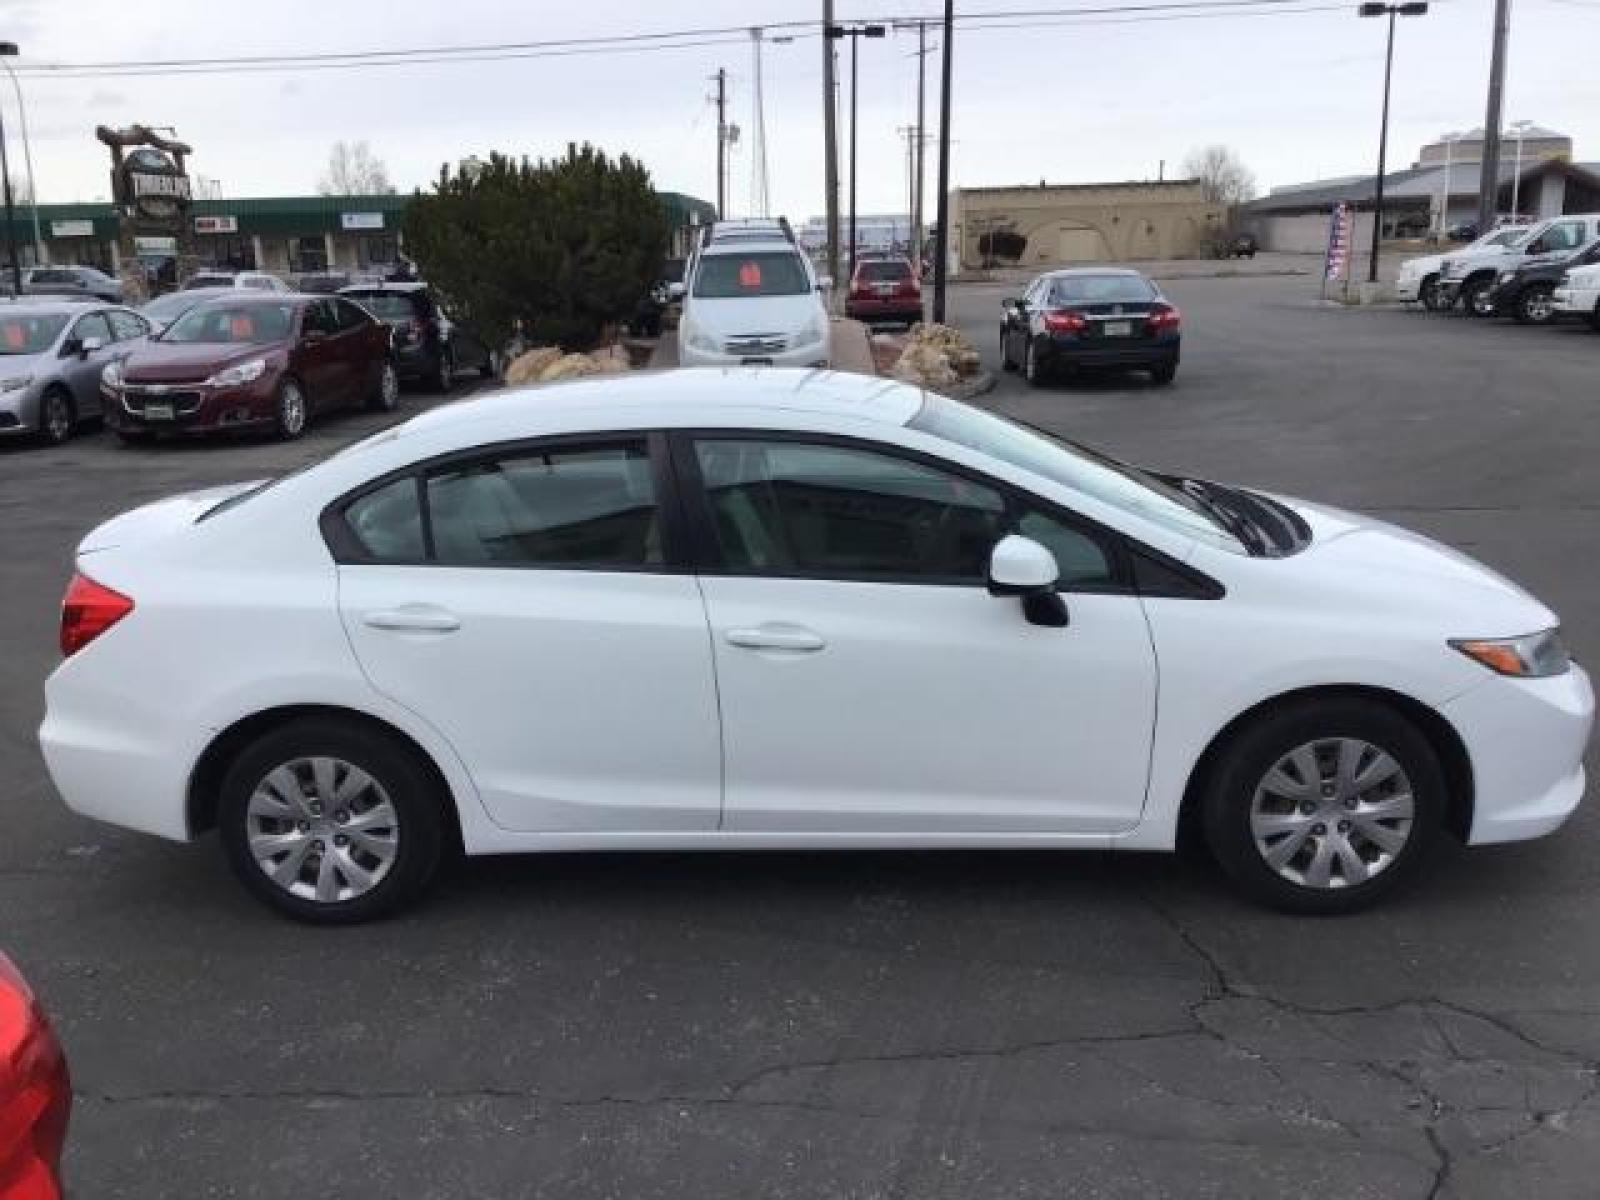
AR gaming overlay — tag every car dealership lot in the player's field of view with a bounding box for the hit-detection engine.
[3,281,1599,1198]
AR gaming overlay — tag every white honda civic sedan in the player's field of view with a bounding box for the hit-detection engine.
[40,370,1592,922]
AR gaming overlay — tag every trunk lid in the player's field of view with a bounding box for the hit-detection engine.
[77,482,266,555]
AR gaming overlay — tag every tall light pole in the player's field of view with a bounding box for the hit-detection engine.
[1358,2,1429,284]
[0,42,20,293]
[932,0,954,323]
[0,54,39,265]
[1436,130,1462,240]
[822,0,840,293]
[1508,119,1533,218]
[1477,0,1512,233]
[824,21,885,287]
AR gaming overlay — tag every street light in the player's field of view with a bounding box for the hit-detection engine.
[1358,1,1428,284]
[1435,130,1463,241]
[0,41,20,293]
[1507,119,1534,219]
[824,21,885,286]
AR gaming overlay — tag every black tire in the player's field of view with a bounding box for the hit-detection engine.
[999,330,1016,372]
[1023,337,1048,387]
[432,348,453,394]
[1150,361,1177,386]
[1201,698,1444,915]
[218,718,447,924]
[274,377,309,440]
[1462,277,1496,318]
[1590,303,1600,333]
[1418,276,1441,311]
[1514,284,1555,326]
[38,387,74,445]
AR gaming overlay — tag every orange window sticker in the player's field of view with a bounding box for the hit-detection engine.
[229,316,255,339]
[2,324,22,349]
[738,261,763,288]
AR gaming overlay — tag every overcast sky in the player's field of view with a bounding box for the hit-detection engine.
[5,0,1596,217]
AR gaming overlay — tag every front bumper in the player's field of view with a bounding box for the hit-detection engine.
[1553,286,1600,316]
[679,338,830,369]
[1444,663,1594,845]
[1395,275,1423,302]
[0,385,43,436]
[103,375,280,434]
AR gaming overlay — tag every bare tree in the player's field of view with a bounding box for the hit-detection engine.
[318,141,396,196]
[1183,145,1258,208]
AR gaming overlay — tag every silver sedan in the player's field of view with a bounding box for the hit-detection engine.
[0,302,152,445]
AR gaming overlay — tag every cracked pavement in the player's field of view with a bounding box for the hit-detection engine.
[3,278,1598,1197]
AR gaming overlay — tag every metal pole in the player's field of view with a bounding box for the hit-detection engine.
[1477,0,1511,232]
[848,31,858,286]
[1439,135,1453,239]
[1368,7,1396,284]
[823,0,840,292]
[0,102,19,294]
[932,0,954,323]
[1511,127,1524,216]
[1,63,40,264]
[914,21,927,268]
[714,68,727,218]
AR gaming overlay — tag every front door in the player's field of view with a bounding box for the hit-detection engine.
[334,435,723,833]
[58,311,118,419]
[680,433,1158,835]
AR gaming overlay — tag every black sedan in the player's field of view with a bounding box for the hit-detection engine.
[999,268,1180,386]
[1485,240,1600,325]
[339,282,498,392]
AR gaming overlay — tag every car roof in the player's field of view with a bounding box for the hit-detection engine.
[700,238,799,256]
[399,369,924,440]
[1040,267,1145,280]
[0,298,112,315]
[340,281,428,293]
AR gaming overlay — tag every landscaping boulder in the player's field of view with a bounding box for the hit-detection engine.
[503,346,563,385]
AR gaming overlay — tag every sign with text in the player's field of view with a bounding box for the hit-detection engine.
[50,220,96,238]
[1324,202,1353,282]
[133,235,178,257]
[341,212,385,231]
[194,215,239,234]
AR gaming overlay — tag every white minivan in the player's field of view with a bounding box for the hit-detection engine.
[679,220,832,369]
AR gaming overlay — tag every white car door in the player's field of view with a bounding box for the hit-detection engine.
[680,433,1159,835]
[332,435,723,833]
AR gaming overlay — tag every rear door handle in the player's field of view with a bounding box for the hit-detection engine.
[725,626,826,652]
[362,606,461,633]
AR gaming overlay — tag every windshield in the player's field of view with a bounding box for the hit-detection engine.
[141,291,214,322]
[161,302,295,344]
[909,393,1243,550]
[693,251,810,298]
[344,292,420,320]
[1481,227,1531,250]
[1048,275,1157,305]
[0,313,69,354]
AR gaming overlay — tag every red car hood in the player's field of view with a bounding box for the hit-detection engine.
[123,341,282,384]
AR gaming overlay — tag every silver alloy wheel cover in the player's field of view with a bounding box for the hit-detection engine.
[1470,284,1495,316]
[246,755,400,904]
[280,383,306,434]
[1249,737,1415,890]
[44,393,70,441]
[1525,290,1553,322]
[382,362,400,408]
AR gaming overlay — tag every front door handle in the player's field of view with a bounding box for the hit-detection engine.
[725,625,826,652]
[362,606,461,633]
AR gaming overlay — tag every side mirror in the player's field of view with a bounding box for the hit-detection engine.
[667,282,686,300]
[987,535,1069,627]
[80,336,105,355]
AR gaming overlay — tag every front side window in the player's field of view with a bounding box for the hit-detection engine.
[694,438,1008,580]
[693,252,811,298]
[70,312,114,346]
[107,310,149,341]
[426,442,662,568]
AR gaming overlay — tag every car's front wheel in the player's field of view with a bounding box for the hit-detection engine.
[1515,284,1555,325]
[274,378,308,440]
[219,718,447,923]
[1201,698,1444,914]
[38,387,74,445]
[1418,276,1442,311]
[1463,277,1496,318]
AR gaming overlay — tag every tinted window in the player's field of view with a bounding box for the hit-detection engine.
[1048,275,1157,305]
[33,269,77,285]
[427,442,662,568]
[344,292,421,321]
[695,439,1007,580]
[301,300,340,336]
[1016,509,1113,587]
[346,477,425,560]
[857,260,912,282]
[164,302,295,344]
[70,312,114,345]
[0,313,69,354]
[140,291,214,324]
[693,252,810,298]
[107,310,149,341]
[334,299,371,331]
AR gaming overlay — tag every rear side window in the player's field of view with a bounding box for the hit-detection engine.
[345,477,425,560]
[345,292,422,321]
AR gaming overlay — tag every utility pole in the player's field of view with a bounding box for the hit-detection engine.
[749,28,771,218]
[823,0,840,291]
[712,68,728,218]
[1358,2,1428,284]
[932,0,954,324]
[1478,0,1512,233]
[915,21,928,265]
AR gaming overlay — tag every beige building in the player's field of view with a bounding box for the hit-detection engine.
[948,180,1225,270]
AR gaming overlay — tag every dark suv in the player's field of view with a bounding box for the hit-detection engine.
[340,282,497,392]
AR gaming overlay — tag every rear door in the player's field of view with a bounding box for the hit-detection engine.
[332,298,381,405]
[296,300,345,405]
[332,434,723,833]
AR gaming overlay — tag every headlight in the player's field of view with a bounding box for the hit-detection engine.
[1450,629,1570,678]
[99,360,122,388]
[205,358,268,388]
[686,328,719,353]
[0,374,31,393]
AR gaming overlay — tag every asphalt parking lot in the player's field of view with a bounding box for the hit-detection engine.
[3,281,1598,1198]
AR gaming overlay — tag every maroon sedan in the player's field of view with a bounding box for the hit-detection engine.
[102,293,399,442]
[0,952,70,1199]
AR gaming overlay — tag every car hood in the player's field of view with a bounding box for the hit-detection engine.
[682,294,822,338]
[1399,251,1449,276]
[1272,495,1556,636]
[123,341,280,383]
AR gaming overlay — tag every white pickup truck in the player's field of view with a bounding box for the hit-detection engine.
[1552,261,1600,329]
[1435,214,1600,315]
[1395,225,1531,309]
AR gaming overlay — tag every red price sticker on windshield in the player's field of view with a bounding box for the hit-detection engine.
[738,261,763,288]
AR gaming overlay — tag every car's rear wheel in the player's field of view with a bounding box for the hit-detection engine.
[433,349,453,394]
[370,360,401,412]
[1463,277,1496,318]
[38,388,74,445]
[274,379,308,440]
[1418,276,1442,311]
[1515,284,1555,325]
[219,719,446,923]
[999,331,1015,371]
[1201,698,1443,914]
[1150,361,1177,386]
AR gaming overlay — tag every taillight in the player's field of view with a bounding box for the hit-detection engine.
[59,572,134,658]
[1147,303,1182,332]
[1042,310,1087,333]
[0,956,70,1200]
[897,278,921,298]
